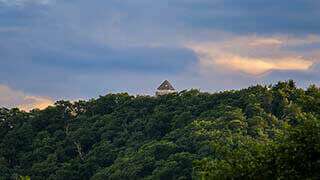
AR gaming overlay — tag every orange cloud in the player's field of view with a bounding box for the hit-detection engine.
[187,35,315,76]
[17,96,54,111]
[248,38,283,47]
[0,84,53,111]
[214,55,313,75]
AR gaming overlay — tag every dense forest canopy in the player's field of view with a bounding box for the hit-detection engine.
[1,80,320,179]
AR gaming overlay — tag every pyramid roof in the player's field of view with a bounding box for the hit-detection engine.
[157,80,175,91]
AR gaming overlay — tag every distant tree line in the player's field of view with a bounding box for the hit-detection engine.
[0,80,320,179]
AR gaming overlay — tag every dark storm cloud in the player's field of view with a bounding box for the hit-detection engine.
[170,0,320,34]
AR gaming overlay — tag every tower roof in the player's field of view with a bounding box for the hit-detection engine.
[157,80,175,91]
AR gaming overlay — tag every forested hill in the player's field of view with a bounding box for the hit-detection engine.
[1,80,320,179]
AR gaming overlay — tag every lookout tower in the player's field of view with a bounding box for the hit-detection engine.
[156,80,176,96]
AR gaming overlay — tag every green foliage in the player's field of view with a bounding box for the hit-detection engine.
[0,80,320,179]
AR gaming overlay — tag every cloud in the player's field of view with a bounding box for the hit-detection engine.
[0,84,53,111]
[187,35,315,75]
[1,0,320,99]
[285,35,320,46]
[246,35,320,47]
[0,0,52,6]
[0,27,28,33]
[248,38,283,47]
[214,55,312,75]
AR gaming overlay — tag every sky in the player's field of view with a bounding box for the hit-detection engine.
[0,0,320,111]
